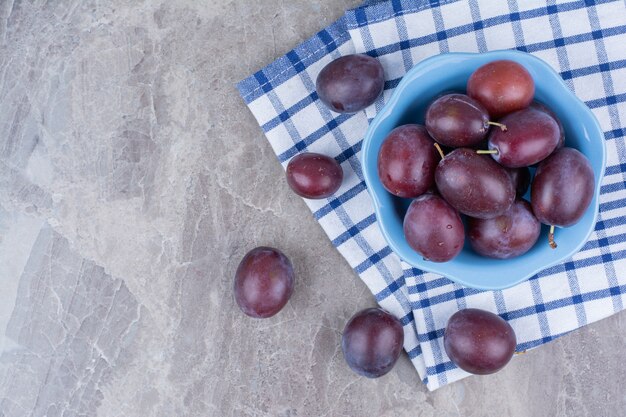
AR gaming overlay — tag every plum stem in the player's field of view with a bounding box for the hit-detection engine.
[433,142,445,160]
[476,149,498,155]
[548,225,557,249]
[488,121,508,131]
[514,350,527,355]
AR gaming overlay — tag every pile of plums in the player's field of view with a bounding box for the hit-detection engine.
[378,60,595,261]
[233,55,593,380]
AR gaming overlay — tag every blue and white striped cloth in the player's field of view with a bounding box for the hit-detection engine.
[237,0,626,390]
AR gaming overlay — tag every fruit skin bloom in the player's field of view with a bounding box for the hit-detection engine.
[531,148,595,227]
[234,247,295,319]
[425,93,491,148]
[342,308,404,378]
[435,148,515,219]
[486,107,560,168]
[403,194,464,262]
[467,60,535,118]
[377,125,438,198]
[286,153,343,199]
[444,308,517,375]
[468,200,541,259]
[316,54,384,113]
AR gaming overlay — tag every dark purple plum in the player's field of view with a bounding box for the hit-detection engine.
[505,166,531,197]
[403,194,464,262]
[467,60,535,118]
[234,247,295,318]
[377,125,438,198]
[531,101,565,149]
[531,147,594,231]
[342,308,404,378]
[286,153,343,199]
[425,93,501,148]
[486,107,560,168]
[468,200,541,259]
[435,148,515,219]
[316,54,384,113]
[444,308,517,375]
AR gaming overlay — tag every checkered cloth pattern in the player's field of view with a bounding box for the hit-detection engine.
[237,0,626,390]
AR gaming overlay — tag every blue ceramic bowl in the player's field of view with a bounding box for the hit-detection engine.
[361,50,606,290]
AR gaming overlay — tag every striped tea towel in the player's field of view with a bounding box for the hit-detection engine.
[237,0,626,390]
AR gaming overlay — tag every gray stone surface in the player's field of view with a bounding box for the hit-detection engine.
[0,1,624,416]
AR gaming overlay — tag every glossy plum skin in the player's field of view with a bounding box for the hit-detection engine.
[531,148,595,227]
[467,60,535,118]
[286,153,343,199]
[505,166,531,198]
[435,148,515,219]
[531,101,565,149]
[342,308,404,378]
[468,200,541,259]
[444,309,517,375]
[425,94,490,147]
[487,108,560,168]
[377,125,438,198]
[403,194,464,262]
[316,54,384,113]
[234,247,295,318]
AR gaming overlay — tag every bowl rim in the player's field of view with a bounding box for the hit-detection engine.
[361,50,607,290]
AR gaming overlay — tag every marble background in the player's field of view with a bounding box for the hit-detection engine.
[0,1,625,416]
